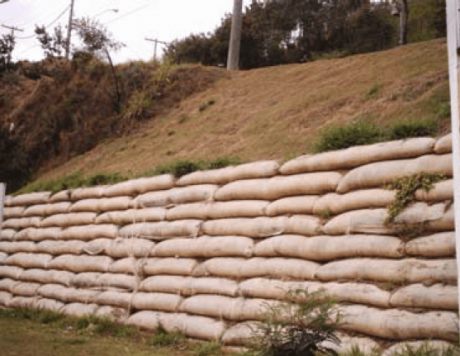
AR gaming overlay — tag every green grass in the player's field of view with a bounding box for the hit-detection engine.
[149,327,187,348]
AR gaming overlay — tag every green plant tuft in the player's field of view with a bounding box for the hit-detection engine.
[314,120,383,153]
[149,327,187,348]
[384,172,445,223]
[388,118,438,140]
[153,159,203,178]
[393,343,460,356]
[192,340,222,356]
[207,156,241,170]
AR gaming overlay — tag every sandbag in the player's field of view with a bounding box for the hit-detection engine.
[0,251,7,264]
[266,196,319,216]
[239,278,315,300]
[394,202,446,224]
[96,208,166,225]
[25,202,71,217]
[321,334,382,356]
[41,212,97,227]
[97,273,138,290]
[414,180,453,201]
[143,258,198,276]
[61,302,99,317]
[9,191,52,206]
[316,258,457,283]
[3,206,25,219]
[105,238,155,258]
[48,254,113,273]
[0,229,16,240]
[382,340,454,356]
[15,227,62,242]
[166,200,269,221]
[119,220,201,240]
[36,240,85,255]
[140,275,190,294]
[35,298,65,312]
[188,277,240,297]
[11,282,41,297]
[0,265,23,279]
[0,241,37,254]
[180,295,274,321]
[69,199,101,212]
[37,284,72,302]
[323,209,392,235]
[338,305,458,341]
[69,288,101,304]
[154,236,254,258]
[5,252,52,269]
[406,232,455,257]
[435,133,452,154]
[107,175,174,197]
[95,306,129,321]
[96,291,132,308]
[73,272,102,288]
[60,224,119,240]
[222,322,260,346]
[20,269,75,286]
[281,138,436,174]
[177,161,280,186]
[126,310,162,330]
[132,292,182,312]
[337,154,452,193]
[215,172,342,201]
[164,313,227,340]
[194,257,319,280]
[135,185,218,208]
[426,204,455,231]
[0,278,19,292]
[0,291,12,306]
[313,190,396,215]
[202,217,287,238]
[285,215,321,236]
[109,258,144,275]
[49,190,71,203]
[2,217,41,230]
[9,296,37,309]
[70,186,106,200]
[97,197,132,212]
[254,234,403,261]
[390,284,458,310]
[83,238,113,255]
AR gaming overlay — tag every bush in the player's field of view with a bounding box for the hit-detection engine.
[153,160,203,178]
[313,120,383,153]
[388,118,439,140]
[253,289,340,356]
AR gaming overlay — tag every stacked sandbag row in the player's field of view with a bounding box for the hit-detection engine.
[0,135,458,352]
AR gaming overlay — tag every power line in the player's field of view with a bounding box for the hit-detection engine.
[105,3,149,25]
[16,5,70,40]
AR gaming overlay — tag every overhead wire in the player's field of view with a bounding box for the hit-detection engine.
[104,3,149,25]
[16,5,70,39]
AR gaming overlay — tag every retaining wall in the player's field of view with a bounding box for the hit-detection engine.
[0,133,458,353]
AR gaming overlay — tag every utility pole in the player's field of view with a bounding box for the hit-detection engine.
[66,0,75,59]
[227,0,243,70]
[446,0,460,330]
[1,24,23,36]
[145,38,168,62]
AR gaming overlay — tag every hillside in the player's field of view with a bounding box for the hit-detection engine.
[2,39,451,190]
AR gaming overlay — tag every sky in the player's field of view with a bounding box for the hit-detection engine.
[0,0,253,64]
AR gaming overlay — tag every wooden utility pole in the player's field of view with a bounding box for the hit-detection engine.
[145,38,168,62]
[446,0,460,327]
[1,24,23,36]
[66,0,75,59]
[227,0,243,70]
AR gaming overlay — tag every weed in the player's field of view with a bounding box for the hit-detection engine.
[380,278,409,292]
[341,345,382,356]
[384,173,445,223]
[153,159,203,178]
[253,289,340,356]
[149,327,187,348]
[392,222,427,241]
[314,120,383,153]
[192,340,222,356]
[393,343,460,356]
[365,83,382,99]
[388,118,438,140]
[123,90,153,120]
[199,99,216,112]
[207,156,241,170]
[318,209,333,220]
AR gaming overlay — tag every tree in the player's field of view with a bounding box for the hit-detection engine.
[35,24,66,58]
[0,33,15,72]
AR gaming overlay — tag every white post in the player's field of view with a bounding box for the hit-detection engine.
[0,183,5,225]
[446,0,460,327]
[66,0,75,59]
[227,0,243,70]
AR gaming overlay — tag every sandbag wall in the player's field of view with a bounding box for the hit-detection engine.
[0,134,458,353]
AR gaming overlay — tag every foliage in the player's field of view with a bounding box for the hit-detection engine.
[393,343,460,356]
[384,172,445,223]
[149,327,187,348]
[313,120,383,153]
[388,118,439,140]
[192,341,222,356]
[35,24,66,58]
[253,289,340,356]
[15,171,128,195]
[0,32,15,72]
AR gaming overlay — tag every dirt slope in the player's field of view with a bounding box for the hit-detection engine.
[18,39,453,183]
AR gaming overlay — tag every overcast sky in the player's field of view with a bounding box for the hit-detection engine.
[0,0,253,64]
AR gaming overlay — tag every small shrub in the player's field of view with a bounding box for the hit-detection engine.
[318,209,333,220]
[365,83,382,99]
[85,172,127,186]
[388,119,438,140]
[154,159,203,178]
[314,120,383,153]
[206,156,241,170]
[253,289,340,356]
[192,341,222,356]
[149,327,187,348]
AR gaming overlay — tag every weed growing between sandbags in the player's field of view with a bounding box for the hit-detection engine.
[384,173,445,223]
[252,289,340,356]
